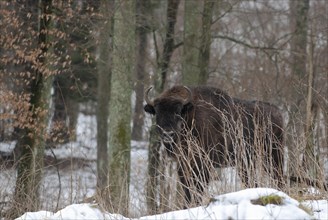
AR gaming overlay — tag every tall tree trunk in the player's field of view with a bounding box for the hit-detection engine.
[182,0,203,85]
[302,30,321,186]
[287,0,309,184]
[290,0,310,78]
[96,0,114,208]
[155,0,180,91]
[132,0,149,141]
[146,0,180,214]
[182,0,214,85]
[11,0,53,217]
[198,0,215,84]
[108,0,135,215]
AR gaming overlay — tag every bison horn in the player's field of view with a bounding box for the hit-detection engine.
[183,86,192,104]
[145,86,154,106]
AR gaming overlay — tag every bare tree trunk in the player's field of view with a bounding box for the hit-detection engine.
[155,0,180,91]
[132,0,149,141]
[182,0,203,85]
[302,30,322,187]
[108,0,135,215]
[287,0,309,185]
[198,0,215,84]
[11,0,53,217]
[182,0,214,85]
[147,0,180,214]
[96,0,114,208]
[67,98,79,141]
[146,125,161,213]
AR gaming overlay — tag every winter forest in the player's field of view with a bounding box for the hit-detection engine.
[0,0,327,219]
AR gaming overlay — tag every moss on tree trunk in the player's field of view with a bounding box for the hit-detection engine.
[107,0,135,215]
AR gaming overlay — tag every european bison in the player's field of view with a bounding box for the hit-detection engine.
[144,85,284,205]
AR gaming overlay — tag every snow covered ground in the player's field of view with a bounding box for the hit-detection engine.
[16,188,328,220]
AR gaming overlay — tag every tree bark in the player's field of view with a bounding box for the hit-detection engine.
[287,0,310,184]
[182,0,203,85]
[155,0,180,91]
[182,0,214,85]
[146,0,180,214]
[11,0,53,217]
[198,0,215,84]
[302,30,322,186]
[108,0,135,215]
[96,0,115,208]
[132,0,149,141]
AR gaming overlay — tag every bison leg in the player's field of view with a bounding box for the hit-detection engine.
[177,164,209,207]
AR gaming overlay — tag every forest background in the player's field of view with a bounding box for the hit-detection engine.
[0,0,327,219]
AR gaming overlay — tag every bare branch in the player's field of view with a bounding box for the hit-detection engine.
[212,34,278,51]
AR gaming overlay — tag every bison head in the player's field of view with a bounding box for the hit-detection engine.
[144,86,193,147]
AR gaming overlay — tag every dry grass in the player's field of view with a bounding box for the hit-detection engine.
[143,107,327,214]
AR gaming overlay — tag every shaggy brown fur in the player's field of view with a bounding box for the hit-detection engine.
[144,85,284,206]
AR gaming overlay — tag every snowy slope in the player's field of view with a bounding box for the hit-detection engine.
[16,188,327,220]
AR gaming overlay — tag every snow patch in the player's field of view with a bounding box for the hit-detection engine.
[16,188,321,220]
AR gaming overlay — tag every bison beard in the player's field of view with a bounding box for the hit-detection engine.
[144,85,284,206]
